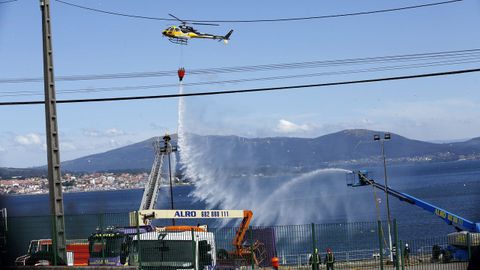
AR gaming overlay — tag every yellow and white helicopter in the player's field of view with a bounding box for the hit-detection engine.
[162,14,233,45]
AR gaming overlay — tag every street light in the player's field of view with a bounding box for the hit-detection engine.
[374,133,393,262]
[161,134,178,226]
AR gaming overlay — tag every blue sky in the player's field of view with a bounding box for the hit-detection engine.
[1,0,480,167]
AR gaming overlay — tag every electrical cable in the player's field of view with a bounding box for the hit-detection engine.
[1,67,478,106]
[0,0,18,4]
[54,0,174,21]
[183,0,463,23]
[2,57,480,97]
[54,0,462,23]
[1,48,479,84]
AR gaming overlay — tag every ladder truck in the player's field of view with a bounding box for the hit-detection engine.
[88,135,268,269]
[88,134,176,266]
[128,134,267,268]
[347,170,480,261]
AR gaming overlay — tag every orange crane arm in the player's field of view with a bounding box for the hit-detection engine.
[233,210,253,254]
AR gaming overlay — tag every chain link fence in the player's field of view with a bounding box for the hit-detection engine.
[1,212,475,270]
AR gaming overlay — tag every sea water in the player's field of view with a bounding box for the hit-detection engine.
[1,160,479,263]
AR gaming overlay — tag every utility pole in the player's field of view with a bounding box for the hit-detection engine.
[39,0,66,264]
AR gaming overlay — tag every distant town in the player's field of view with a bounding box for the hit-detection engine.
[0,172,188,195]
[1,150,479,195]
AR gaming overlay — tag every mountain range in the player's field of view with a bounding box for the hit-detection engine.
[2,129,480,177]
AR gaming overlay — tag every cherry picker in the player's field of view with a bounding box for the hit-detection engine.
[347,170,479,261]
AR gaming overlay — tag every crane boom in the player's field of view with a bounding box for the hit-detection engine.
[349,171,480,233]
[233,210,253,253]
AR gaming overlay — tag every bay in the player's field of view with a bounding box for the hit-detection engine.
[1,160,479,258]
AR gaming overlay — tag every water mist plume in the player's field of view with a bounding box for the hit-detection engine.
[177,84,361,225]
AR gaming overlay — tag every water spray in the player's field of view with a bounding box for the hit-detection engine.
[175,66,362,225]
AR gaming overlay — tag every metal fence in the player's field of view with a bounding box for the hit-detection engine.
[1,212,475,270]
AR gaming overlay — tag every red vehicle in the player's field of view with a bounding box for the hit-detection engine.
[15,239,89,266]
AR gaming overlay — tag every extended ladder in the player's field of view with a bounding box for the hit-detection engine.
[139,135,178,218]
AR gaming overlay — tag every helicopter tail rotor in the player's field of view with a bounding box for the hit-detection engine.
[224,30,233,40]
[221,30,233,44]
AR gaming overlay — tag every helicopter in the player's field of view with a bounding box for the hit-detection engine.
[162,14,233,45]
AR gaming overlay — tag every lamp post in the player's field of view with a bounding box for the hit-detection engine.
[161,134,178,225]
[374,133,393,263]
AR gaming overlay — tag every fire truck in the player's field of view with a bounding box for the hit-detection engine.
[15,239,89,266]
[87,136,269,269]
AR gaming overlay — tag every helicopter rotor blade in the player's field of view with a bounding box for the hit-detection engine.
[168,14,220,26]
[191,22,220,26]
[168,13,186,24]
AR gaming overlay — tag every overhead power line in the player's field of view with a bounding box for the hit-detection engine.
[1,48,479,84]
[1,68,478,106]
[0,0,18,4]
[54,0,462,23]
[2,57,480,97]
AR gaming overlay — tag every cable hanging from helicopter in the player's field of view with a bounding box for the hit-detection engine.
[162,14,233,45]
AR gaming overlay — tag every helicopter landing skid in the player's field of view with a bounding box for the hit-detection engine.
[168,37,188,45]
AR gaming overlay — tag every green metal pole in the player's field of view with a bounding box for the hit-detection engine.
[467,232,471,260]
[399,240,405,270]
[311,223,318,270]
[136,211,142,270]
[191,229,196,270]
[377,221,384,270]
[100,214,105,264]
[393,219,399,270]
[250,229,254,270]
